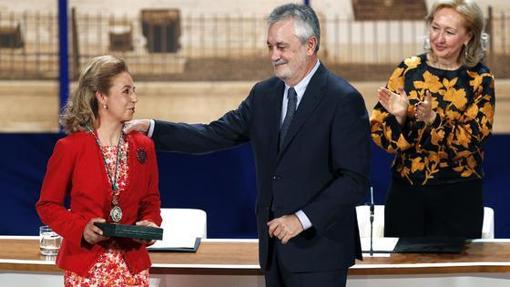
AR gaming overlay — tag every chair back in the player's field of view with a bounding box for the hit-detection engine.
[482,207,494,239]
[356,205,385,238]
[356,205,495,239]
[159,208,207,239]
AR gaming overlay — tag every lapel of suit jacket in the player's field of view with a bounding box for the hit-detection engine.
[267,80,285,162]
[277,64,328,160]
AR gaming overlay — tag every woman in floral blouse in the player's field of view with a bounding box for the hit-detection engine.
[371,0,494,238]
[37,55,161,286]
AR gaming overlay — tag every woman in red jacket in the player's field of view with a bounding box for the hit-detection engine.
[36,55,161,286]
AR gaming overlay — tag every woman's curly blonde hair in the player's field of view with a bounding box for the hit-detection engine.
[60,55,128,134]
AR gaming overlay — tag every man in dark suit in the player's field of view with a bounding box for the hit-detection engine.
[125,3,370,287]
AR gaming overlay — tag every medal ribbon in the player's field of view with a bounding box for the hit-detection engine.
[88,127,124,223]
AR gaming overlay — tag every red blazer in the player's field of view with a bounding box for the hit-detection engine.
[36,131,162,276]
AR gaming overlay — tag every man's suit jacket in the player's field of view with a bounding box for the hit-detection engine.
[153,64,370,272]
[36,131,162,276]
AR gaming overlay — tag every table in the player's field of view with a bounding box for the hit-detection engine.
[1,237,510,286]
[2,237,510,274]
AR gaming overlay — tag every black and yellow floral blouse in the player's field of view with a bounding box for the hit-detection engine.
[371,53,495,185]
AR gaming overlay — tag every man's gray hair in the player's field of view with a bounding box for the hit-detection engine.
[267,3,321,52]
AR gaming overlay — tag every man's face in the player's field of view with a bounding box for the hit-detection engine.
[266,19,314,86]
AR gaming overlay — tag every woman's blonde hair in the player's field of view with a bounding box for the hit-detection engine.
[60,55,128,134]
[426,0,488,67]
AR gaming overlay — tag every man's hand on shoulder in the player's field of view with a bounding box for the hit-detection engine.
[267,214,304,244]
[124,119,151,134]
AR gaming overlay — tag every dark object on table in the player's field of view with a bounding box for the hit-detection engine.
[394,237,466,253]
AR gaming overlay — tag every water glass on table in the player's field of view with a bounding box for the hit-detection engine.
[39,225,62,256]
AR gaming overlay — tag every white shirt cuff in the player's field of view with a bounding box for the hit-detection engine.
[295,210,312,230]
[147,119,155,138]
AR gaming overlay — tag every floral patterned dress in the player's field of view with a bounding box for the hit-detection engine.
[370,53,495,185]
[64,140,150,287]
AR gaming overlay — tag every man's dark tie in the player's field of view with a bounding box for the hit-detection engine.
[279,87,297,150]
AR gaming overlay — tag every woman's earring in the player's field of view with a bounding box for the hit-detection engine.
[103,104,108,110]
[423,36,431,51]
[480,33,489,51]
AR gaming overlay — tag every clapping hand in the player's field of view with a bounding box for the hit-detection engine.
[414,91,436,125]
[377,87,409,126]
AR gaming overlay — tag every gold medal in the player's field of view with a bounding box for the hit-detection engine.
[110,206,123,223]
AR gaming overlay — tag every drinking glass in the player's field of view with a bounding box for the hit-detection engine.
[39,226,62,256]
